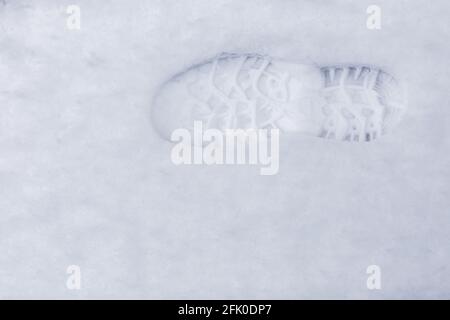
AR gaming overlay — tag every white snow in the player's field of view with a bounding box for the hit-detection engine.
[0,0,449,298]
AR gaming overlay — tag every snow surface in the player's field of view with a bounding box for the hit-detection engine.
[0,0,449,299]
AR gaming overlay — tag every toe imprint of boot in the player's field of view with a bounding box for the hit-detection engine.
[185,53,290,131]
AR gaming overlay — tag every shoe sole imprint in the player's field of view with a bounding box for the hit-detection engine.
[151,53,407,142]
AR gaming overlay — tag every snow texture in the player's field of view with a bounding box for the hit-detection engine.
[0,0,449,299]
